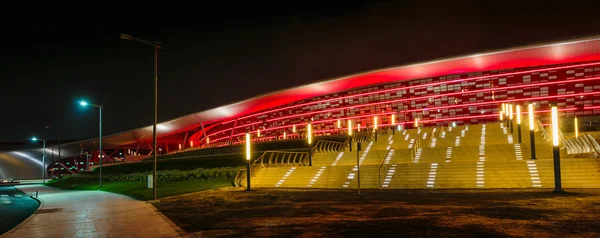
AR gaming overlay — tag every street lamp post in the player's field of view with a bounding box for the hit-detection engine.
[551,103,563,192]
[120,33,162,201]
[528,103,536,160]
[80,101,103,189]
[391,114,395,135]
[31,137,46,183]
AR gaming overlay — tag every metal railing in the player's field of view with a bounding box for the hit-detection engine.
[312,140,347,153]
[378,149,394,188]
[234,151,309,187]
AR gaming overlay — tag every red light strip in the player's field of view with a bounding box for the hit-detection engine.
[210,107,588,144]
[207,93,598,144]
[404,92,600,113]
[265,76,600,122]
[237,62,600,121]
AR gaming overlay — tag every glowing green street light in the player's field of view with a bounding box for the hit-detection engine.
[31,137,46,183]
[79,100,103,190]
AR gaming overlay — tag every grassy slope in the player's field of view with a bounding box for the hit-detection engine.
[46,179,232,200]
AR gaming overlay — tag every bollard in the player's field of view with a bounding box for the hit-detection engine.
[36,191,38,198]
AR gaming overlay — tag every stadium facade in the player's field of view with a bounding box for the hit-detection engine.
[2,36,600,179]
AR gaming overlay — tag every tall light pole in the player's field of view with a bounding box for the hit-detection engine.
[80,101,103,189]
[528,103,536,160]
[245,132,251,191]
[121,33,162,200]
[516,105,522,143]
[551,103,563,192]
[31,137,46,183]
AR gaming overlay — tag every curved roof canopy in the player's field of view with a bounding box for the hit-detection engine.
[71,36,600,149]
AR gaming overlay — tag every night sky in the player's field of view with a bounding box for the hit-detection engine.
[1,1,599,142]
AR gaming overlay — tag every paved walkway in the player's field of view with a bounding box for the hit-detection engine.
[2,185,181,238]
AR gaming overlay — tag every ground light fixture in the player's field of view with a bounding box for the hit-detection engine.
[245,133,251,191]
[528,103,536,160]
[31,137,46,183]
[551,103,563,192]
[516,105,522,143]
[79,100,104,189]
[307,123,312,166]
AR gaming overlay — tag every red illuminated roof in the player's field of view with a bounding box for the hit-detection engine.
[73,36,600,148]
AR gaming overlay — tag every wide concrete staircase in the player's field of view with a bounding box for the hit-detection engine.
[247,122,600,189]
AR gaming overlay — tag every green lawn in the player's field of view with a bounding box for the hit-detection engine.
[46,179,233,200]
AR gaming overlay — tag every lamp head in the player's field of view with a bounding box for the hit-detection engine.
[79,101,88,107]
[31,137,38,141]
[120,33,134,40]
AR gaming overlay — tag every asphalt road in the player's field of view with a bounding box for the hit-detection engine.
[0,186,39,235]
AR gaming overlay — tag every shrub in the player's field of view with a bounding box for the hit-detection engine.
[56,167,242,183]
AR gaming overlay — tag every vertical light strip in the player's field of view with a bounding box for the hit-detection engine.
[283,132,287,139]
[509,104,513,120]
[516,105,521,124]
[551,106,559,146]
[374,116,378,130]
[528,104,534,131]
[293,125,296,133]
[348,120,352,135]
[337,119,341,129]
[574,117,579,138]
[391,114,395,126]
[245,133,251,160]
[307,123,312,145]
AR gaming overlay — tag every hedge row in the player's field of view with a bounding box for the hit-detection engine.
[64,167,240,182]
[95,155,248,174]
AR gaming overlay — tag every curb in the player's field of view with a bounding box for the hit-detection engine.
[0,190,44,238]
[148,204,187,237]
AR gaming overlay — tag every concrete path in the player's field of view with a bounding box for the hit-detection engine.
[2,185,182,238]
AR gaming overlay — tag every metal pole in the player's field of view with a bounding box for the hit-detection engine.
[553,145,562,192]
[58,132,61,163]
[510,120,513,134]
[356,143,360,195]
[530,130,536,160]
[246,159,251,191]
[308,143,312,166]
[42,140,46,183]
[99,106,103,189]
[153,42,158,201]
[517,124,522,144]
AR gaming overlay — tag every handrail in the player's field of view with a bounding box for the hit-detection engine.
[312,140,347,153]
[234,150,310,187]
[536,119,551,142]
[378,148,394,188]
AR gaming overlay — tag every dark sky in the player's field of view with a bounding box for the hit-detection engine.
[1,1,599,141]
